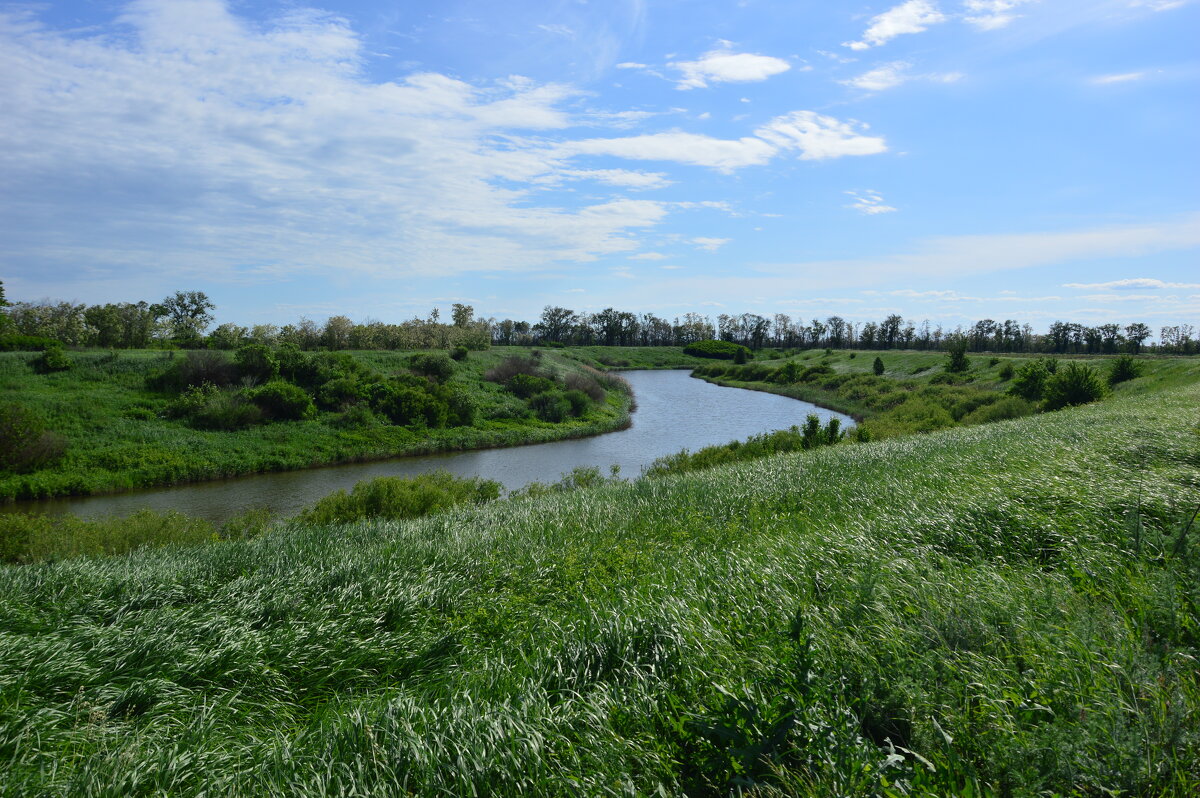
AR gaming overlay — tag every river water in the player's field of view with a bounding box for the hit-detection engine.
[9,370,850,524]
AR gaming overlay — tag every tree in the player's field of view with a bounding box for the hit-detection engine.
[451,304,474,328]
[944,337,970,373]
[534,306,576,343]
[0,280,10,334]
[873,356,885,376]
[154,291,215,343]
[1124,323,1151,354]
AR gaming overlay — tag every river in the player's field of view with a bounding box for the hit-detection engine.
[8,370,851,524]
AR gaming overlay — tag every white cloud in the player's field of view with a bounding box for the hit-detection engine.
[841,62,963,91]
[566,110,886,172]
[629,252,669,260]
[537,24,575,38]
[1062,278,1200,290]
[0,0,687,283]
[555,169,673,189]
[962,0,1036,30]
[844,1,947,50]
[755,112,888,160]
[692,237,730,251]
[661,264,685,269]
[1129,0,1188,10]
[842,61,912,90]
[845,190,898,215]
[615,62,647,69]
[1091,72,1147,84]
[670,44,791,89]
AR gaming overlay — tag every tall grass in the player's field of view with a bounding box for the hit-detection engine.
[1,377,1198,794]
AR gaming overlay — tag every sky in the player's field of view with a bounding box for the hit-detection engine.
[1,0,1197,331]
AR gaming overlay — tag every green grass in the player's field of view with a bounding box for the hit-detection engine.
[1,368,1198,794]
[0,347,633,501]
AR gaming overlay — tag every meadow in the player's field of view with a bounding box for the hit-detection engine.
[0,353,1197,795]
[0,347,633,501]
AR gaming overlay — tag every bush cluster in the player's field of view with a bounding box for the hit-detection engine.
[299,471,501,525]
[0,404,67,472]
[682,339,753,360]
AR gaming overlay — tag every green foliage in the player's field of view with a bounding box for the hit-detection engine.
[1108,354,1144,386]
[1042,362,1108,410]
[1008,358,1056,402]
[872,356,884,376]
[369,381,447,428]
[316,376,366,410]
[484,355,543,384]
[506,373,558,399]
[998,362,1015,380]
[645,414,844,477]
[234,343,279,383]
[0,334,58,351]
[407,352,455,382]
[0,404,66,472]
[528,390,571,422]
[299,471,501,524]
[248,381,315,421]
[943,339,970,373]
[958,395,1037,425]
[330,404,383,429]
[32,344,72,373]
[451,345,469,361]
[683,339,753,361]
[166,383,262,430]
[562,389,593,417]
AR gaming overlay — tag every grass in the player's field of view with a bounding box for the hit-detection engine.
[0,362,1198,794]
[0,347,632,501]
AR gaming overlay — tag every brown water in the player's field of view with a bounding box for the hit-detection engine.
[7,370,851,524]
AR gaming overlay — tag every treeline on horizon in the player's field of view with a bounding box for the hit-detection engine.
[3,282,1197,356]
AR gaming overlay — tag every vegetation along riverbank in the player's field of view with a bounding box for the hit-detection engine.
[0,346,633,501]
[0,352,1197,794]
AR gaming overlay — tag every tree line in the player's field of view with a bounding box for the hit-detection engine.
[2,283,1195,355]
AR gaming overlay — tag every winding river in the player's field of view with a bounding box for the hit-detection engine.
[8,370,851,524]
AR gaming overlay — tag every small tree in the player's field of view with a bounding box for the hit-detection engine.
[872,356,885,376]
[154,291,215,344]
[943,339,969,373]
[1107,355,1143,386]
[1042,363,1107,410]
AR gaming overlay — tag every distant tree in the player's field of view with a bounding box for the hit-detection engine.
[534,306,576,343]
[873,356,885,376]
[1042,363,1107,410]
[451,303,474,328]
[1124,323,1151,354]
[154,291,215,344]
[0,281,10,334]
[322,316,355,350]
[943,338,970,373]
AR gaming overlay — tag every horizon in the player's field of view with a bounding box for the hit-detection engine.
[2,0,1197,329]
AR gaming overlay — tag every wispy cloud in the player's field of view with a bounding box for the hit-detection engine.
[691,237,731,251]
[962,0,1037,30]
[844,1,947,50]
[845,190,899,214]
[1091,71,1148,84]
[565,111,886,172]
[1063,278,1200,290]
[841,61,963,91]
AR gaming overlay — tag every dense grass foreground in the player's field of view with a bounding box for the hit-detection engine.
[1,382,1199,795]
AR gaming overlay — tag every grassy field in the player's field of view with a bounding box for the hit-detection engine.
[0,347,633,501]
[1,357,1197,795]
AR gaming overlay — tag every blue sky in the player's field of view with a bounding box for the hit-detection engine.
[2,0,1197,331]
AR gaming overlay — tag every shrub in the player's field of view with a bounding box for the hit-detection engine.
[166,384,262,430]
[316,377,366,410]
[1042,363,1107,410]
[683,340,752,361]
[960,396,1037,425]
[299,471,501,525]
[564,371,606,402]
[563,389,593,417]
[450,345,469,361]
[1008,359,1056,402]
[506,373,558,399]
[330,404,383,429]
[943,340,970,373]
[234,343,279,383]
[0,334,57,351]
[529,390,571,422]
[848,352,857,359]
[998,363,1015,380]
[149,350,237,392]
[1107,355,1143,386]
[0,404,66,472]
[408,352,455,382]
[872,356,885,376]
[369,382,448,428]
[485,356,542,384]
[32,344,72,373]
[249,381,315,421]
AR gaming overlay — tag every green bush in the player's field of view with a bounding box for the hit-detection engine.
[369,382,448,428]
[506,373,557,399]
[1042,363,1107,410]
[529,390,571,422]
[316,376,366,410]
[234,343,279,383]
[943,340,970,373]
[0,334,58,351]
[562,389,593,417]
[0,404,66,472]
[1107,355,1143,386]
[407,352,455,382]
[959,396,1037,425]
[1008,358,1056,402]
[32,344,72,373]
[872,356,885,376]
[485,356,542,384]
[166,384,262,430]
[683,340,752,360]
[564,371,605,402]
[450,345,469,361]
[249,381,315,421]
[998,363,1015,380]
[330,404,383,429]
[299,471,501,525]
